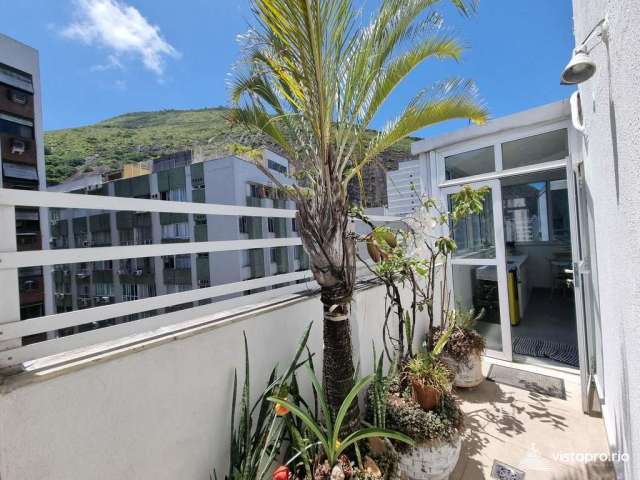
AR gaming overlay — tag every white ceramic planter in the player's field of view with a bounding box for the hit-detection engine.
[395,436,462,480]
[444,351,484,388]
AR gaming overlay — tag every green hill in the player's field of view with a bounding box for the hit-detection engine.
[44,107,417,186]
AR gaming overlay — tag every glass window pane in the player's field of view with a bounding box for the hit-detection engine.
[449,190,495,259]
[550,179,570,242]
[444,146,495,180]
[502,182,549,242]
[501,129,568,170]
[452,264,502,351]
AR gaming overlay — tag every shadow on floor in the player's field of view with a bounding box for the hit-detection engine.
[455,378,573,478]
[552,461,616,479]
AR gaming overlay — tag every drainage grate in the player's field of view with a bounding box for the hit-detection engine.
[491,460,525,480]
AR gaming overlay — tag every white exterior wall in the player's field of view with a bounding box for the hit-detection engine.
[571,1,640,478]
[0,283,421,480]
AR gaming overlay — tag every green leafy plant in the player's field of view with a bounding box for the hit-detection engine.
[370,345,396,429]
[214,323,312,480]
[268,366,415,467]
[405,355,453,395]
[433,308,486,363]
[385,376,464,449]
[231,0,486,424]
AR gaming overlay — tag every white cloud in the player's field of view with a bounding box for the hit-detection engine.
[62,0,180,76]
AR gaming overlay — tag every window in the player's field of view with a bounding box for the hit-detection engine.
[160,188,186,202]
[134,226,152,245]
[91,230,111,246]
[94,260,113,270]
[239,216,248,234]
[501,129,568,170]
[268,218,275,233]
[271,248,278,263]
[119,229,134,245]
[161,222,189,239]
[175,255,191,269]
[95,283,113,297]
[122,284,139,302]
[163,255,190,269]
[502,179,569,243]
[444,146,494,180]
[268,159,287,174]
[292,218,297,232]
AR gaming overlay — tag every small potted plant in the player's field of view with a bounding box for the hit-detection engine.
[433,309,486,388]
[367,369,464,480]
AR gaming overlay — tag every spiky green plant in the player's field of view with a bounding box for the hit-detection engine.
[230,0,486,426]
[214,323,312,480]
[268,366,414,467]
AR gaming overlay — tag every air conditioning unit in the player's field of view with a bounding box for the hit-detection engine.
[10,139,25,155]
[151,193,159,199]
[82,240,91,247]
[49,237,57,243]
[134,269,144,276]
[79,298,90,306]
[198,280,210,288]
[55,292,65,299]
[117,269,128,275]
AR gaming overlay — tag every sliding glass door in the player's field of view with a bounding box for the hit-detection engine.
[442,180,512,360]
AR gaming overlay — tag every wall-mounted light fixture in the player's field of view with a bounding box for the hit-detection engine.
[561,17,609,85]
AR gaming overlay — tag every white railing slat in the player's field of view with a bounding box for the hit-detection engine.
[4,280,319,370]
[0,237,303,269]
[0,270,313,340]
[0,189,297,218]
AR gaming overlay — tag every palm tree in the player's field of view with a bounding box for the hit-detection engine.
[230,0,486,428]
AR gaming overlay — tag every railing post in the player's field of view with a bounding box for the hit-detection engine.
[0,203,21,357]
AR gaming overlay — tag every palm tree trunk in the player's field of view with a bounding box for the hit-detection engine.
[321,284,359,432]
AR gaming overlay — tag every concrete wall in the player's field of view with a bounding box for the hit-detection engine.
[571,1,640,478]
[0,283,423,480]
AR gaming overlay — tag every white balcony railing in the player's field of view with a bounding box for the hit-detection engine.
[0,188,398,370]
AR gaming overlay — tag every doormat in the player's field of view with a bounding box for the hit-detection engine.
[487,364,566,399]
[512,336,579,368]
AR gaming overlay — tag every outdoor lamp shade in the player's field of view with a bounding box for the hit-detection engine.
[560,49,596,84]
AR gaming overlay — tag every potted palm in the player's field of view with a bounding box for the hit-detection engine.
[434,309,486,388]
[230,0,486,426]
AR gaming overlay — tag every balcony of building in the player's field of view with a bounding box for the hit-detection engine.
[0,187,615,480]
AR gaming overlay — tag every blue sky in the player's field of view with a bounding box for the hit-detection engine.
[0,0,575,137]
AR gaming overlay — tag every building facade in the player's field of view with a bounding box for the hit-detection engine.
[0,34,46,345]
[570,1,640,477]
[48,149,308,333]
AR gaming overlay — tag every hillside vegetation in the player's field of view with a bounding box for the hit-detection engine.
[44,107,417,186]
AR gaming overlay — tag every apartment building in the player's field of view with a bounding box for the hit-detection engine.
[48,149,308,331]
[0,34,46,344]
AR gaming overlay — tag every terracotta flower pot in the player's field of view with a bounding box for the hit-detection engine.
[411,380,442,411]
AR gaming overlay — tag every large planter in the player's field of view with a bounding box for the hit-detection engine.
[443,351,484,388]
[395,436,462,480]
[411,381,441,411]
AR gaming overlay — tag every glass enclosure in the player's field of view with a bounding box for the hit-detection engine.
[444,146,494,180]
[452,264,503,352]
[501,129,568,170]
[449,191,495,259]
